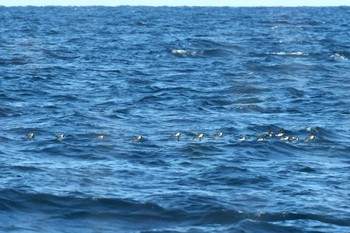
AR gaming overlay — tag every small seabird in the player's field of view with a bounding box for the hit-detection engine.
[288,136,299,142]
[55,134,65,140]
[26,133,35,139]
[266,127,274,138]
[257,136,265,141]
[275,129,285,137]
[132,135,143,143]
[238,136,247,141]
[307,127,319,133]
[304,135,316,142]
[280,136,289,141]
[261,133,271,139]
[171,132,181,141]
[212,132,224,139]
[97,135,106,140]
[193,133,205,141]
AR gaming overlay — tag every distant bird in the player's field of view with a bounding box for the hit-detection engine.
[256,128,273,140]
[275,128,285,137]
[288,136,299,142]
[212,132,224,139]
[26,133,35,139]
[280,136,289,141]
[193,133,205,141]
[265,127,274,138]
[304,135,316,142]
[132,135,143,143]
[307,127,319,133]
[238,136,247,141]
[55,134,65,140]
[97,135,106,140]
[171,132,181,141]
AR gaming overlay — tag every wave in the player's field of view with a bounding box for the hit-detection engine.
[169,38,236,58]
[2,189,348,228]
[170,48,231,57]
[267,51,309,56]
[330,52,348,61]
[180,143,224,156]
[170,48,218,57]
[12,165,44,172]
[171,49,202,57]
[1,6,350,233]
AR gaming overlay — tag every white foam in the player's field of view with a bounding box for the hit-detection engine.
[268,51,308,56]
[330,53,348,60]
[171,49,202,57]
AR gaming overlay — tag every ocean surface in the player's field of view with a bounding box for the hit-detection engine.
[1,6,350,233]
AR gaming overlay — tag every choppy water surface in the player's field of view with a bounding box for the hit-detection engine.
[1,6,350,233]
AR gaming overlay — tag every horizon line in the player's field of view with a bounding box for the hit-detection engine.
[1,4,349,7]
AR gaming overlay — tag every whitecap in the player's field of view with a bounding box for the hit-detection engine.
[171,49,202,57]
[330,53,348,61]
[267,51,308,56]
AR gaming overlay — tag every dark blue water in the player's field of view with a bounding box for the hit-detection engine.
[1,6,350,232]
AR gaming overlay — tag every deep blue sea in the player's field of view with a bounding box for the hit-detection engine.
[1,6,350,233]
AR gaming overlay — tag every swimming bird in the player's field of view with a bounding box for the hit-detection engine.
[280,136,289,141]
[26,133,35,139]
[257,127,273,140]
[132,135,143,143]
[265,127,274,138]
[238,136,247,141]
[171,132,181,141]
[307,127,319,133]
[275,128,285,137]
[193,133,205,141]
[304,135,316,142]
[97,135,106,140]
[212,132,224,139]
[55,134,65,140]
[288,136,299,142]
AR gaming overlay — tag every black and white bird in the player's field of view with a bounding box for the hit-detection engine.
[193,133,205,141]
[132,135,143,143]
[55,133,65,140]
[275,128,285,137]
[288,136,299,142]
[212,132,224,139]
[304,135,316,142]
[97,135,106,140]
[171,132,181,141]
[26,133,35,139]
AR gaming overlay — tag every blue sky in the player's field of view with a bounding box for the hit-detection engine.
[0,0,349,6]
